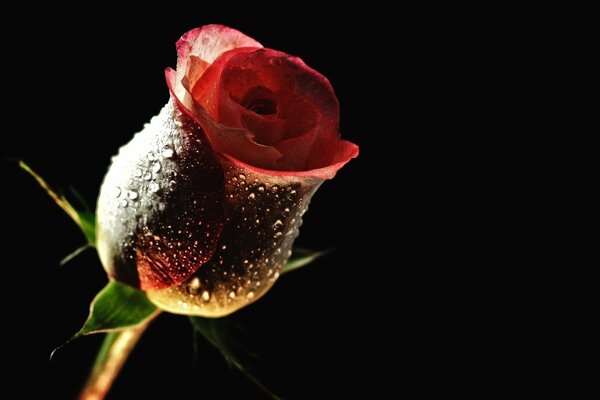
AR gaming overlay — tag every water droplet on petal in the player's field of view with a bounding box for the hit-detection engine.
[248,193,256,200]
[143,172,152,181]
[202,291,210,301]
[238,174,246,180]
[120,199,128,207]
[152,162,161,173]
[246,291,255,299]
[127,190,138,200]
[273,220,283,230]
[149,182,160,193]
[190,277,201,289]
[161,145,174,158]
[229,291,236,299]
[114,186,122,198]
[133,169,142,178]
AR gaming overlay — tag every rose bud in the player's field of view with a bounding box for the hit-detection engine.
[96,25,358,317]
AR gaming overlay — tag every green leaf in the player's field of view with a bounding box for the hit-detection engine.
[19,160,96,245]
[190,317,281,400]
[51,281,158,360]
[79,281,158,336]
[282,247,329,274]
[59,244,93,266]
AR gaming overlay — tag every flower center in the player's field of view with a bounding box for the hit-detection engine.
[240,86,278,116]
[245,98,277,115]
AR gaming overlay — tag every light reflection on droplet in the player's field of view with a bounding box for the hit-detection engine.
[161,145,174,158]
[189,277,201,289]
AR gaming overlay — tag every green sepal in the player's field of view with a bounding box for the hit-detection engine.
[282,247,329,274]
[51,281,158,359]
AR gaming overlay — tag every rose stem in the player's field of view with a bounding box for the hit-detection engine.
[79,311,161,400]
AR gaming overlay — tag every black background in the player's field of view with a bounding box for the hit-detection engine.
[1,10,414,400]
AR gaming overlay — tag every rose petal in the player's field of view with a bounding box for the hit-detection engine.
[147,157,323,317]
[190,47,257,119]
[97,99,225,290]
[167,68,284,171]
[168,27,359,181]
[273,128,318,170]
[174,25,262,105]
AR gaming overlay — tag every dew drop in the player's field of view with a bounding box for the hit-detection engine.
[120,199,128,207]
[127,191,138,200]
[272,185,279,192]
[152,162,161,173]
[246,291,255,299]
[229,291,236,299]
[274,232,283,238]
[143,172,152,181]
[221,245,227,250]
[114,186,122,198]
[133,169,142,178]
[149,182,160,193]
[189,277,201,289]
[202,291,210,301]
[257,185,265,192]
[238,174,246,180]
[161,145,174,158]
[248,193,256,200]
[273,220,283,230]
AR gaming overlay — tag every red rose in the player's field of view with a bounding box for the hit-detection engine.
[97,25,358,317]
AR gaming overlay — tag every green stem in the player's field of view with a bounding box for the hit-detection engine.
[79,312,160,400]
